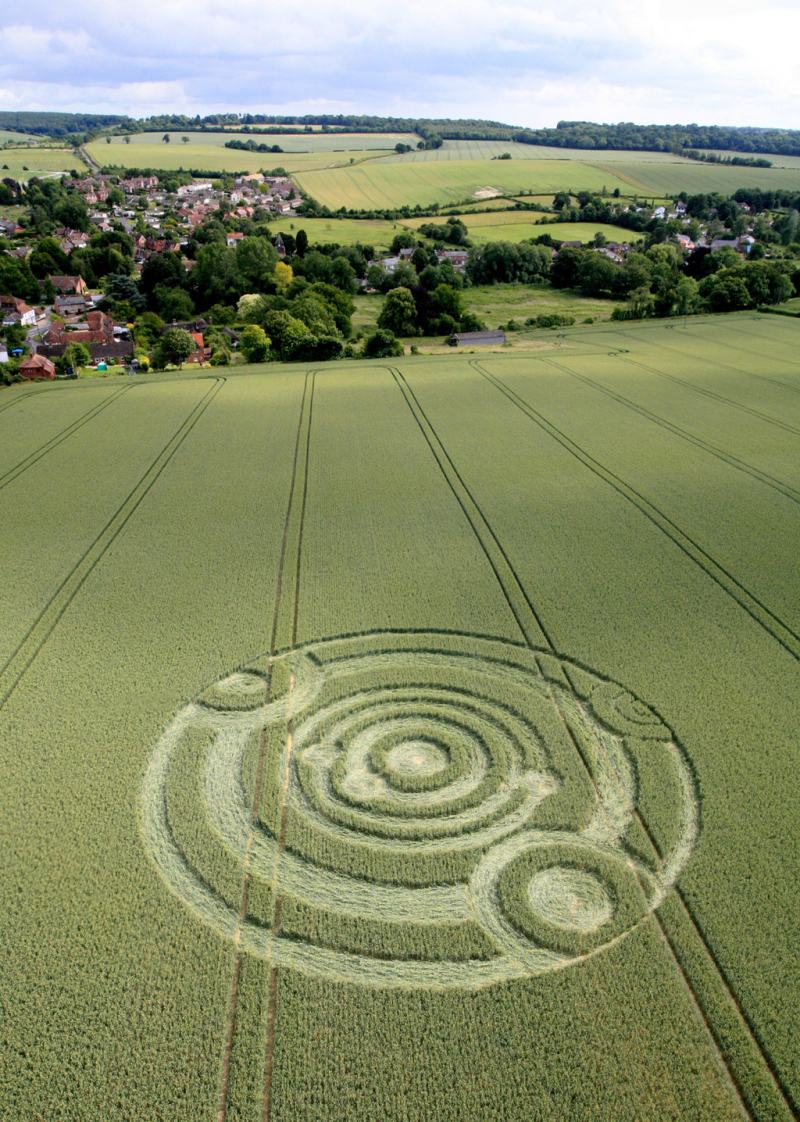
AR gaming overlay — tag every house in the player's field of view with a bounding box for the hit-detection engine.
[49,275,89,296]
[37,340,133,363]
[450,329,506,347]
[44,310,115,346]
[186,332,211,364]
[54,295,94,318]
[710,238,749,255]
[19,354,56,380]
[436,249,469,271]
[226,232,245,247]
[0,220,24,238]
[54,228,90,252]
[370,255,401,274]
[162,318,209,334]
[120,176,159,193]
[598,242,630,263]
[0,295,37,327]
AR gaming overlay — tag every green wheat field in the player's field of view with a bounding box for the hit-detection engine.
[1,314,798,1122]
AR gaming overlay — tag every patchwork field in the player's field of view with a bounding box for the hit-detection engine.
[87,132,414,174]
[372,143,798,198]
[591,158,800,197]
[84,133,800,203]
[1,313,799,1122]
[294,158,637,210]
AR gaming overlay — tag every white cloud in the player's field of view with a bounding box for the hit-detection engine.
[0,1,797,126]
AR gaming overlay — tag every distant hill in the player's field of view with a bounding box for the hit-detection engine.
[127,115,800,158]
[5,110,800,157]
[0,111,126,137]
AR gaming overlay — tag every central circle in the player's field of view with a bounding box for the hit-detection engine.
[527,867,615,933]
[384,740,450,778]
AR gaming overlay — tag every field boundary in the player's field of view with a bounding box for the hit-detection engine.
[0,377,225,710]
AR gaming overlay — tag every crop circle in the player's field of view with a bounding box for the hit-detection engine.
[140,631,698,989]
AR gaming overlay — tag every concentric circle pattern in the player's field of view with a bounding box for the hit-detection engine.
[140,632,699,989]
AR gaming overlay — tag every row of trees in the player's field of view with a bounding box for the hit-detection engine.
[111,114,800,157]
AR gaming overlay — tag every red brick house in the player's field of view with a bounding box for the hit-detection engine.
[44,310,114,346]
[49,275,89,296]
[186,332,211,364]
[19,355,56,380]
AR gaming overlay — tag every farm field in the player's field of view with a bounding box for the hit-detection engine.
[0,146,84,179]
[352,285,618,340]
[104,130,415,151]
[0,129,42,143]
[1,313,799,1122]
[590,157,800,196]
[87,134,398,174]
[294,158,636,210]
[702,149,800,170]
[377,141,800,194]
[263,211,597,250]
[266,215,409,249]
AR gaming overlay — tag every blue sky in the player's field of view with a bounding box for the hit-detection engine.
[0,0,797,128]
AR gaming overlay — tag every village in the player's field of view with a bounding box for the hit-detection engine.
[0,169,305,375]
[0,166,787,378]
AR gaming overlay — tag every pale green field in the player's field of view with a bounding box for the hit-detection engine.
[407,211,631,245]
[702,150,800,170]
[270,209,631,251]
[267,215,407,248]
[0,148,84,180]
[377,142,716,166]
[88,135,396,174]
[404,209,548,229]
[376,141,800,199]
[294,159,635,211]
[0,130,41,144]
[536,220,638,242]
[590,158,800,196]
[109,130,415,152]
[353,285,617,340]
[2,315,797,1122]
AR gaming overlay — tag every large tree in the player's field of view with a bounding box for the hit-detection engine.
[156,327,195,367]
[377,286,418,336]
[239,324,270,362]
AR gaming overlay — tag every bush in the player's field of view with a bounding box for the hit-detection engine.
[363,329,403,358]
[527,314,576,329]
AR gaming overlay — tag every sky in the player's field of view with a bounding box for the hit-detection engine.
[0,0,798,129]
